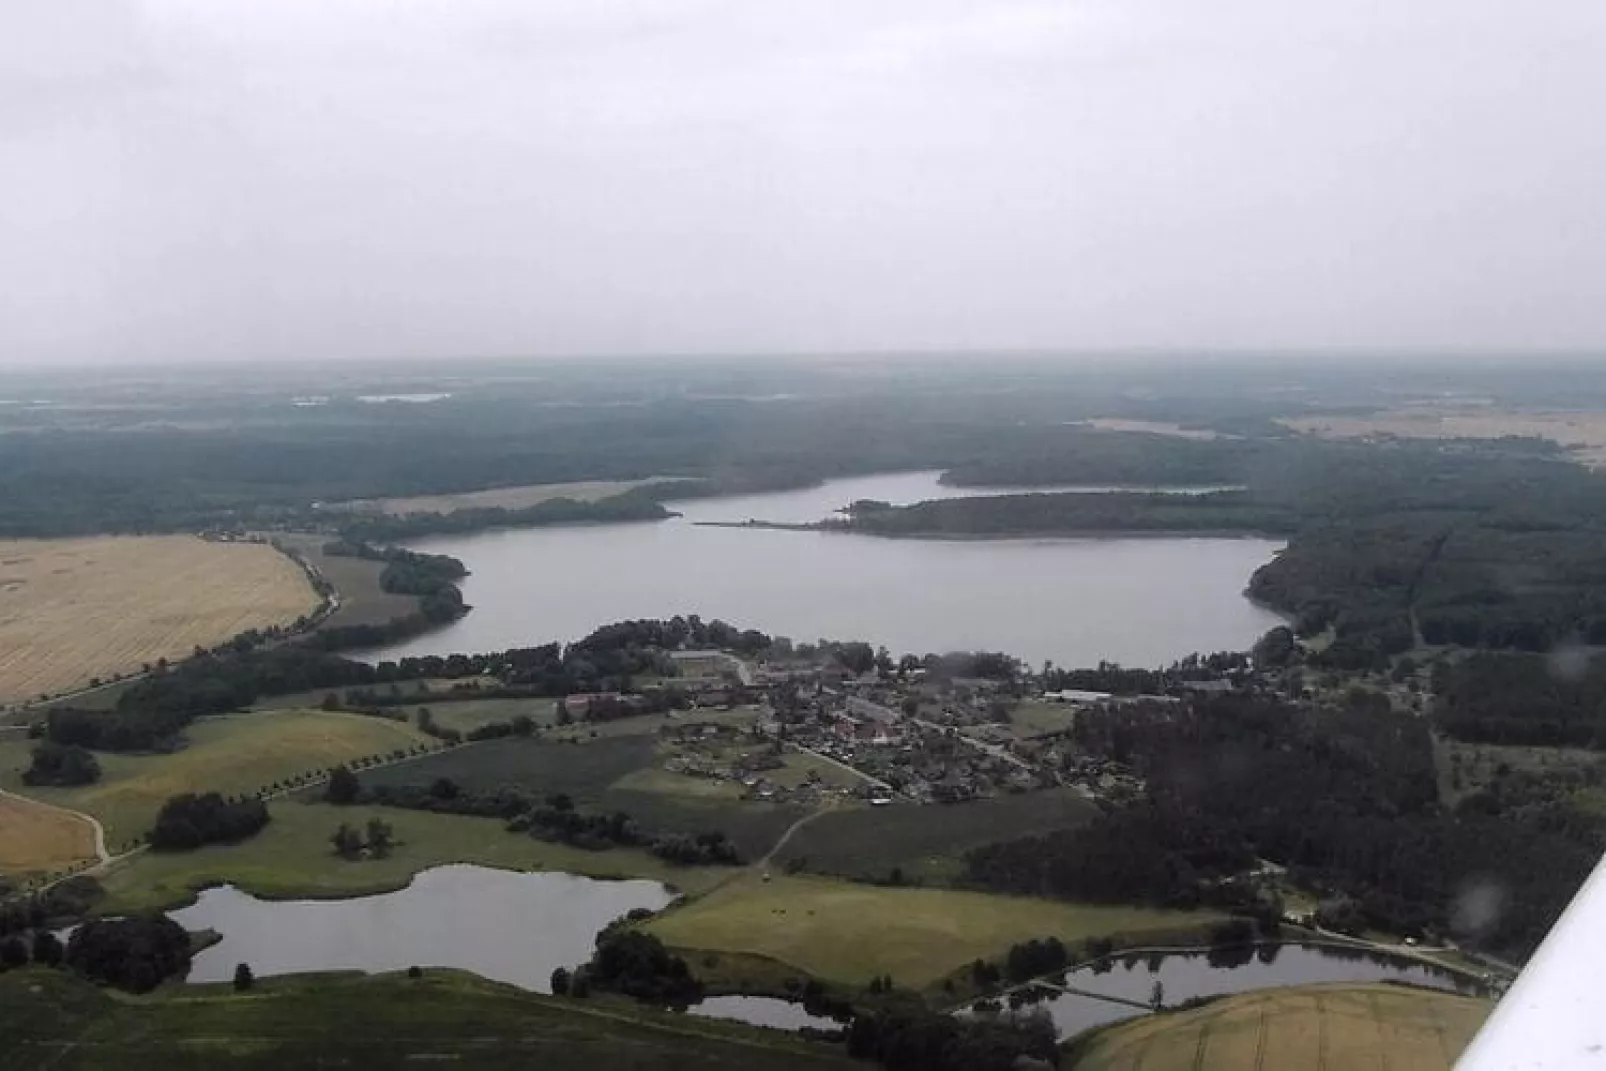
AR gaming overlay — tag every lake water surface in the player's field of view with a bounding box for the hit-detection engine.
[172,864,673,991]
[980,943,1485,1040]
[364,472,1285,668]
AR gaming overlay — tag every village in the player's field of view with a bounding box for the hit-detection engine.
[616,648,1243,812]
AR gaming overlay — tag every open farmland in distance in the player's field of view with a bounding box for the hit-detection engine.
[340,476,687,516]
[1066,982,1492,1070]
[0,711,429,845]
[0,791,96,877]
[0,535,319,704]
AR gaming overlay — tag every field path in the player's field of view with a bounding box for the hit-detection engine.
[756,803,837,871]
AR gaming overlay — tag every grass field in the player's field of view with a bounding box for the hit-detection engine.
[0,711,429,846]
[357,735,807,858]
[648,873,1220,988]
[0,967,853,1071]
[1065,982,1492,1070]
[97,799,725,914]
[271,532,418,629]
[360,735,658,805]
[0,791,96,876]
[773,788,1096,883]
[0,535,318,704]
[1008,700,1081,739]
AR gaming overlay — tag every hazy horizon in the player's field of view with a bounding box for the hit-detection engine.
[5,1,1605,367]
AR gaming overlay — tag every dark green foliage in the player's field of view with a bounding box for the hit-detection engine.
[32,931,64,968]
[0,937,28,970]
[340,494,673,543]
[149,793,270,851]
[325,765,360,804]
[966,693,1596,958]
[837,489,1295,538]
[549,967,570,995]
[1435,652,1606,747]
[22,742,101,786]
[233,963,254,992]
[581,930,702,1004]
[845,1005,1059,1071]
[65,916,191,993]
[1003,937,1068,983]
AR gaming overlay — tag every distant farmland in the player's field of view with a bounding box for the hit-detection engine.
[0,535,319,704]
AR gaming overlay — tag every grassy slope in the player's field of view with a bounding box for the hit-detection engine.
[0,968,856,1071]
[0,711,430,845]
[97,800,726,914]
[1065,982,1492,1071]
[649,872,1221,990]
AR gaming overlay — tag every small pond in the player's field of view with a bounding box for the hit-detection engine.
[969,943,1487,1040]
[170,864,674,992]
[684,995,844,1033]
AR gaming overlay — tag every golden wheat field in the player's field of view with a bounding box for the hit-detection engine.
[1069,983,1492,1071]
[0,792,96,875]
[0,535,318,704]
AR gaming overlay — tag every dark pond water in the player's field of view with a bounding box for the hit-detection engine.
[970,943,1486,1040]
[170,864,674,992]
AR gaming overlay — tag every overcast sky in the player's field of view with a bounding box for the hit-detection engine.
[3,1,1604,365]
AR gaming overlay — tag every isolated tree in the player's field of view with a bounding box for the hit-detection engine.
[1150,980,1165,1011]
[549,966,571,995]
[365,816,394,859]
[234,962,255,992]
[325,765,360,805]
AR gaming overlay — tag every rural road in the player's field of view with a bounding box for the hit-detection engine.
[756,804,837,871]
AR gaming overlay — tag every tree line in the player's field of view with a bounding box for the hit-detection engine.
[966,692,1597,958]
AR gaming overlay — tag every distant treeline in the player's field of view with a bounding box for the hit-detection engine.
[833,490,1296,537]
[336,491,674,543]
[1434,651,1606,747]
[834,437,1606,668]
[965,692,1598,958]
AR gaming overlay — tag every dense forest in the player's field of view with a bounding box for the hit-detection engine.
[834,437,1606,667]
[1433,651,1606,747]
[965,693,1599,958]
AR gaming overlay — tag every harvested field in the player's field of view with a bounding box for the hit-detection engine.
[773,788,1096,882]
[0,711,429,846]
[1282,407,1606,465]
[1084,418,1227,441]
[649,873,1218,988]
[343,477,686,516]
[0,535,318,704]
[0,791,96,876]
[1067,982,1491,1070]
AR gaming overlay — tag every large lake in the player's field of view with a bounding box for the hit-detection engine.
[364,472,1285,668]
